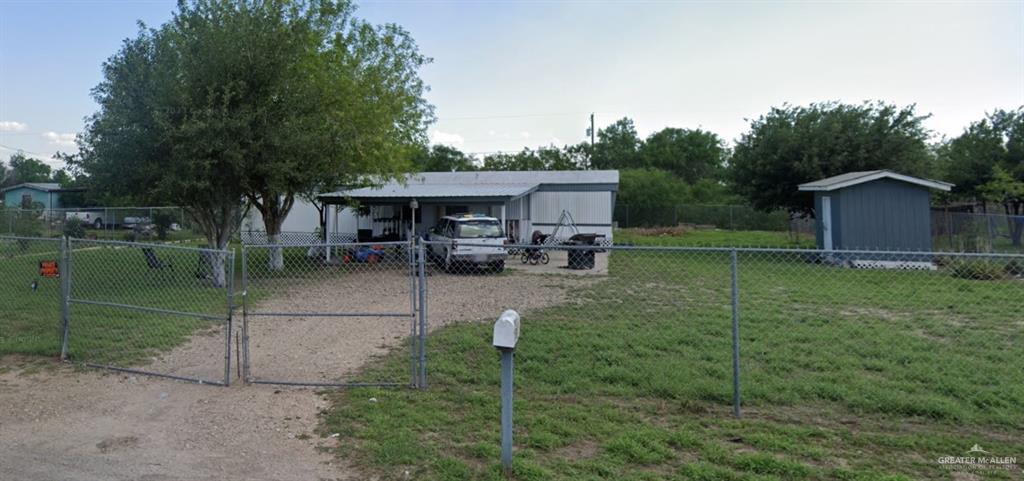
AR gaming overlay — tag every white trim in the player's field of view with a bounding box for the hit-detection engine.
[798,171,953,192]
[821,196,833,251]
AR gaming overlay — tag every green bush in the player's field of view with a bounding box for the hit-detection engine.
[62,218,87,238]
[152,211,176,240]
[946,259,1006,280]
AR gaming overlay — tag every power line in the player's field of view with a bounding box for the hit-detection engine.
[0,143,51,158]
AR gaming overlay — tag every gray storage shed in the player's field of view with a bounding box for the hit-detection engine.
[798,171,953,251]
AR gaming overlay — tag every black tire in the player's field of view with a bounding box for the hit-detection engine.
[520,253,529,264]
[540,252,550,265]
[93,218,103,229]
[491,260,505,273]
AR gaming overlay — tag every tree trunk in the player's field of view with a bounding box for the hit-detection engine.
[250,192,295,272]
[188,203,242,289]
[1007,202,1023,247]
[268,232,284,271]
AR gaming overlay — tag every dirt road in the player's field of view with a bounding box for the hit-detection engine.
[0,267,592,480]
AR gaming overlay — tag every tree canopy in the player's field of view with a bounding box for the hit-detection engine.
[938,108,1024,245]
[730,101,933,216]
[640,127,727,184]
[2,153,53,187]
[74,0,432,273]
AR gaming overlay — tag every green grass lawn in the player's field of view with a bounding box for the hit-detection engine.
[321,247,1024,480]
[0,237,232,368]
[614,228,815,249]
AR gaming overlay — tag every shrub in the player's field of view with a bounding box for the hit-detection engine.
[62,218,87,238]
[152,211,176,240]
[946,259,1006,280]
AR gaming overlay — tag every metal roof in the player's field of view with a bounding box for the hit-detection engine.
[399,170,618,185]
[0,182,63,193]
[319,170,618,203]
[798,170,953,192]
[334,182,537,200]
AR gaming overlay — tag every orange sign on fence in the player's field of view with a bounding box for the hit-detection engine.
[39,260,59,278]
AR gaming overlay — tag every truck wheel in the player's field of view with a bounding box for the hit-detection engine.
[491,260,505,273]
[93,218,103,229]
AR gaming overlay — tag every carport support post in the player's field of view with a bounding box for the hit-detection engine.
[59,236,71,361]
[730,249,741,418]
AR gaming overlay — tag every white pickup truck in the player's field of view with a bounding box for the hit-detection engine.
[65,210,106,229]
[427,214,508,272]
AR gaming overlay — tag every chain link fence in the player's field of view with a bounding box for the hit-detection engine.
[932,209,1024,253]
[241,240,421,387]
[239,230,357,245]
[0,206,200,242]
[3,231,1022,423]
[426,240,1023,424]
[64,239,235,384]
[0,236,64,357]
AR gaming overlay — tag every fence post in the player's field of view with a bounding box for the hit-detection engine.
[224,249,235,386]
[417,238,428,389]
[730,249,741,418]
[59,236,72,361]
[409,239,418,388]
[240,246,250,383]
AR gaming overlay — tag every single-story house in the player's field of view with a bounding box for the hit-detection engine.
[798,170,953,252]
[1,182,84,210]
[242,170,619,244]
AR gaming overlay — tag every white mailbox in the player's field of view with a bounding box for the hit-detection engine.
[492,309,521,350]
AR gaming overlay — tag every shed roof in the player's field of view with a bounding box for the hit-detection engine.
[797,170,953,192]
[0,182,63,193]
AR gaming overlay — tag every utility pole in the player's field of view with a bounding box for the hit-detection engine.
[589,113,595,147]
[586,113,595,170]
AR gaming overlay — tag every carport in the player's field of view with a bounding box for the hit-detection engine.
[318,183,537,242]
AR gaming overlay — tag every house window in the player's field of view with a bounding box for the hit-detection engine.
[21,194,32,208]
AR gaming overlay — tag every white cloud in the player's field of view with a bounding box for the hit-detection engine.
[519,131,531,139]
[0,121,28,132]
[549,137,564,146]
[429,130,465,147]
[42,131,77,148]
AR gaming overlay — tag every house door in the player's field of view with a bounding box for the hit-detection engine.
[821,196,833,250]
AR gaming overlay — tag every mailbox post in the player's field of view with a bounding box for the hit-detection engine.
[493,309,520,475]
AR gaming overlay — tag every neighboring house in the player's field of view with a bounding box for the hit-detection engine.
[798,170,953,252]
[0,183,84,210]
[243,170,620,244]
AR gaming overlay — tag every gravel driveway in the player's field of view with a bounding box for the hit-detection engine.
[0,266,595,480]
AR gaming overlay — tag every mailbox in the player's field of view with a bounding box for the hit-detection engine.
[492,309,520,350]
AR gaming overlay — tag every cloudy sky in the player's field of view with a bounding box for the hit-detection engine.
[1,0,1021,168]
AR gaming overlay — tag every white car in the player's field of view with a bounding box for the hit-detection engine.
[427,214,507,272]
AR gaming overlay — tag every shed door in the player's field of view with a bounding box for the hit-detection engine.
[821,196,833,250]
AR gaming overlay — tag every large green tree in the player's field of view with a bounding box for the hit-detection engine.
[76,0,432,276]
[939,108,1024,245]
[730,101,934,216]
[414,145,477,172]
[3,153,52,187]
[481,146,583,171]
[640,127,727,184]
[590,117,642,170]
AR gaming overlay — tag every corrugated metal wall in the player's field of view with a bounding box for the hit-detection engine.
[529,191,612,225]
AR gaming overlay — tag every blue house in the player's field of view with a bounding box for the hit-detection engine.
[798,170,953,252]
[1,182,81,210]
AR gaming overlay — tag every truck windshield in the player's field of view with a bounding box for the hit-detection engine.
[456,220,503,238]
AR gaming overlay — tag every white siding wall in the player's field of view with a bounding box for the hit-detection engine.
[527,191,613,242]
[529,191,611,224]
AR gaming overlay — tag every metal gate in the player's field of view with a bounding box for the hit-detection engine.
[241,240,425,387]
[64,238,235,385]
